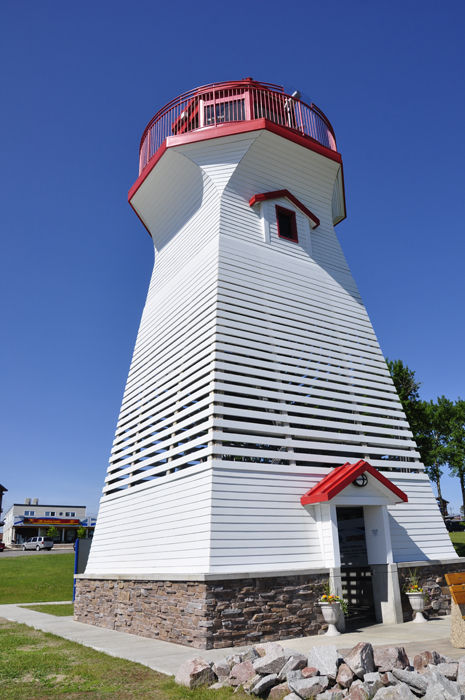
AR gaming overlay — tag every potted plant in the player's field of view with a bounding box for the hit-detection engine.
[319,583,348,636]
[404,569,427,623]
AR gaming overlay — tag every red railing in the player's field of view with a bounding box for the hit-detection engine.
[139,79,337,174]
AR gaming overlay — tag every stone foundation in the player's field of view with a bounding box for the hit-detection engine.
[74,573,329,649]
[398,560,465,621]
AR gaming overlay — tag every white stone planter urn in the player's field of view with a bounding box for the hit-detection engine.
[319,601,341,636]
[407,592,427,623]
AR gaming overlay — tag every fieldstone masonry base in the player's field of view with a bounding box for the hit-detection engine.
[74,574,328,649]
[398,561,465,621]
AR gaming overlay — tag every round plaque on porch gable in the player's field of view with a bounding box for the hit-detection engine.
[352,473,368,488]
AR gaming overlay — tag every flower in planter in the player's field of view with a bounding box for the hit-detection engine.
[320,593,349,616]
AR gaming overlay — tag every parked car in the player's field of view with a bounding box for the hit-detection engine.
[0,543,5,552]
[21,536,54,551]
[445,518,465,533]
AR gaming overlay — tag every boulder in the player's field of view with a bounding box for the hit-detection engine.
[226,654,244,668]
[230,661,256,687]
[277,655,308,682]
[307,645,343,682]
[254,642,285,658]
[391,669,428,695]
[289,676,329,699]
[363,673,384,699]
[456,660,465,686]
[337,663,355,689]
[344,643,375,679]
[175,657,217,688]
[372,685,417,700]
[422,669,462,700]
[210,682,228,690]
[251,674,279,696]
[243,674,261,694]
[431,663,458,681]
[253,646,287,675]
[287,670,304,686]
[243,648,261,663]
[269,683,292,700]
[283,694,302,700]
[413,651,441,672]
[317,691,347,700]
[346,684,369,700]
[380,673,398,687]
[213,659,231,683]
[373,648,410,673]
[302,667,319,679]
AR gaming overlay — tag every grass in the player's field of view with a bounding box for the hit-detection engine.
[0,617,245,700]
[450,532,465,557]
[0,554,74,604]
[21,604,75,617]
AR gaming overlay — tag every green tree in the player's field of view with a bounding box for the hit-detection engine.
[418,397,456,517]
[386,358,423,436]
[448,399,465,515]
[46,526,60,539]
[76,526,87,539]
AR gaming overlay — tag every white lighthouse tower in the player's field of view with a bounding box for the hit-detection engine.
[75,79,458,648]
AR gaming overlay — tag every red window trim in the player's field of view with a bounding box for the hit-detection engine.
[249,189,320,229]
[276,205,298,243]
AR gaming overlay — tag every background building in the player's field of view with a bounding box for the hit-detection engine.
[3,499,96,545]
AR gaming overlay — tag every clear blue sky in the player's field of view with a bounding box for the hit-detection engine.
[1,1,464,518]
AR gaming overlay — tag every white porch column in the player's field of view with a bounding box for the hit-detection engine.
[364,505,402,624]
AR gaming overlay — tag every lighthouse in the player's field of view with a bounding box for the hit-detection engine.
[75,79,458,648]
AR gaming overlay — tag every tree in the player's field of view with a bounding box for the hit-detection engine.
[418,397,456,517]
[76,526,87,539]
[448,399,465,515]
[386,359,423,437]
[46,526,60,539]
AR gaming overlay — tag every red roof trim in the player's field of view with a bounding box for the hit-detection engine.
[249,189,320,229]
[128,119,343,209]
[300,460,409,505]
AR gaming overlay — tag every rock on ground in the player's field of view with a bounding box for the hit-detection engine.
[251,674,278,696]
[175,658,217,689]
[253,647,287,675]
[269,683,292,700]
[302,667,319,679]
[373,647,409,673]
[308,645,343,682]
[431,663,458,681]
[363,672,384,699]
[391,669,428,694]
[289,675,329,699]
[213,659,231,682]
[337,663,355,688]
[373,685,417,700]
[277,655,308,682]
[344,643,375,679]
[230,661,256,686]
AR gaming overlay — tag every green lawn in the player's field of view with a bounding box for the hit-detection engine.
[21,604,74,617]
[0,554,74,604]
[0,617,244,700]
[450,532,465,557]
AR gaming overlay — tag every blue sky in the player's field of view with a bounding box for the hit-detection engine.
[1,1,464,518]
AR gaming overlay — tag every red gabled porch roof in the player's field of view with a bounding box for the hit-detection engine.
[300,460,408,505]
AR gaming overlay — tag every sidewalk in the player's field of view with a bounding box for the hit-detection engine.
[0,603,461,676]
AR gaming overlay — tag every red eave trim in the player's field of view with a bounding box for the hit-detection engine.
[128,119,343,205]
[249,189,320,229]
[300,460,409,505]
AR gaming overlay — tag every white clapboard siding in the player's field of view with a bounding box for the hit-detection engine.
[85,123,455,578]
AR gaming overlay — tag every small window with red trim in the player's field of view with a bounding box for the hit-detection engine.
[276,205,298,242]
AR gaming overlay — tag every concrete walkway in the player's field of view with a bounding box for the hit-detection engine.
[0,603,462,676]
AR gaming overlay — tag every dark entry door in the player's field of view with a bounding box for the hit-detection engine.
[336,506,375,628]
